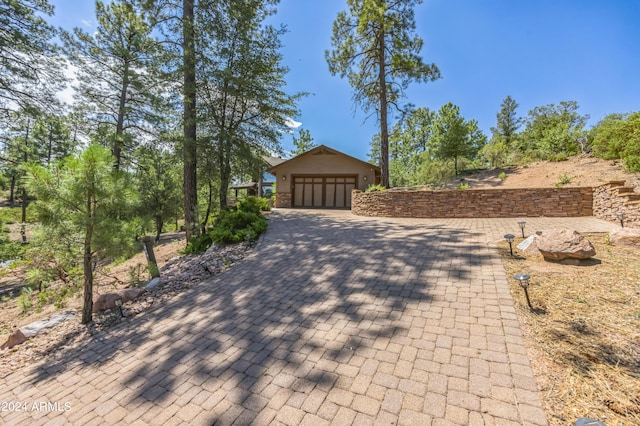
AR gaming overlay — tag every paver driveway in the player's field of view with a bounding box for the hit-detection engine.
[0,210,617,425]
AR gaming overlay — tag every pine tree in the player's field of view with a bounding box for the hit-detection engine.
[326,0,440,188]
[0,0,63,114]
[291,129,317,156]
[61,0,163,171]
[26,144,137,324]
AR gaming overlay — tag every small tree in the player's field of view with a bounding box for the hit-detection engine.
[431,103,486,175]
[26,144,137,324]
[135,145,182,242]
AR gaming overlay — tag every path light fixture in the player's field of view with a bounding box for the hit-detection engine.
[114,297,124,317]
[514,273,534,310]
[517,221,526,238]
[615,212,625,228]
[504,234,515,256]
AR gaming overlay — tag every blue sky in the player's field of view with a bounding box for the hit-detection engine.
[49,0,640,160]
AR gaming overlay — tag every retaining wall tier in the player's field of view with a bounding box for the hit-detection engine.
[593,181,640,227]
[351,187,594,218]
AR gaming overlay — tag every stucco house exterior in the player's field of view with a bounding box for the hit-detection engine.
[267,145,380,208]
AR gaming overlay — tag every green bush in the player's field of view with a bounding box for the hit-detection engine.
[548,153,569,162]
[16,287,32,313]
[365,184,386,192]
[184,198,269,254]
[183,232,214,255]
[554,173,572,187]
[238,196,271,212]
[623,155,640,172]
[0,227,25,262]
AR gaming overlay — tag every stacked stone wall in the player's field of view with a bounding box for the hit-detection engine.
[593,181,640,227]
[351,187,594,218]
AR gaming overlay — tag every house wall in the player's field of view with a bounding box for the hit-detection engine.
[274,152,377,208]
[352,187,594,218]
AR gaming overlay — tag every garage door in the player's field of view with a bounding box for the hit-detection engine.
[292,176,357,208]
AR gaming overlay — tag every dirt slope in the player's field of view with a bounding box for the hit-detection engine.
[444,155,640,190]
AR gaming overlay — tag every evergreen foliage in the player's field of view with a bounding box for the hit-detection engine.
[326,0,440,187]
[25,144,138,323]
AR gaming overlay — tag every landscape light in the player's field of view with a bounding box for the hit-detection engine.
[514,273,534,310]
[504,234,515,256]
[517,221,526,238]
[615,212,625,228]
[114,297,124,317]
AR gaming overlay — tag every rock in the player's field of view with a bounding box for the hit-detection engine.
[535,229,596,261]
[146,277,161,289]
[1,330,28,350]
[610,228,640,247]
[20,310,77,338]
[93,288,146,313]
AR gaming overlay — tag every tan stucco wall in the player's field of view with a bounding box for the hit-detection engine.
[274,153,376,194]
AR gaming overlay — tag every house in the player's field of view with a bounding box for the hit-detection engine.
[267,145,380,208]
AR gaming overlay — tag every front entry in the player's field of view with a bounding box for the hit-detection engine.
[292,175,357,208]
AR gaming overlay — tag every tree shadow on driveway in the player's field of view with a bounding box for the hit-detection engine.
[11,210,493,424]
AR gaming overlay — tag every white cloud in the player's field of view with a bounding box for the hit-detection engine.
[81,19,93,28]
[56,62,78,106]
[285,117,302,129]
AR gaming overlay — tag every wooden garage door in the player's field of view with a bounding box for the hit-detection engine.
[292,176,357,208]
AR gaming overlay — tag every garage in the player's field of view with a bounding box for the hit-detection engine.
[267,145,380,209]
[292,175,357,208]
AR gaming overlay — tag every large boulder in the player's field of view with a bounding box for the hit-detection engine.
[93,288,145,313]
[535,229,596,261]
[1,330,28,350]
[609,228,640,247]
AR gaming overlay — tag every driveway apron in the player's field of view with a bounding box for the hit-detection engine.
[0,210,617,425]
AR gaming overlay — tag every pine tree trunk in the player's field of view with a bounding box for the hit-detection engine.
[82,194,94,324]
[155,216,163,243]
[113,60,131,171]
[218,141,232,209]
[378,28,390,188]
[182,0,198,242]
[9,176,15,207]
[202,180,213,234]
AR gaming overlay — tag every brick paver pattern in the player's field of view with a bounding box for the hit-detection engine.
[0,211,617,425]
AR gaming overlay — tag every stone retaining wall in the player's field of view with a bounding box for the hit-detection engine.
[593,181,640,227]
[351,187,594,218]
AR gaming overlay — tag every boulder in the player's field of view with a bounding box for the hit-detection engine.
[610,228,640,247]
[1,330,28,350]
[535,229,596,261]
[20,310,77,338]
[93,288,145,313]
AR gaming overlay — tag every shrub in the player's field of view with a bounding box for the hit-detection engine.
[365,184,386,192]
[498,172,506,181]
[0,240,25,262]
[239,196,271,212]
[183,232,214,255]
[16,287,32,313]
[184,197,269,254]
[456,183,470,190]
[554,173,572,187]
[623,155,640,172]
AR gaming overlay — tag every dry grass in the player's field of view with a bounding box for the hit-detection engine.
[497,234,640,425]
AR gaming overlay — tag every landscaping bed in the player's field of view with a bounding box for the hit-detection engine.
[497,233,640,425]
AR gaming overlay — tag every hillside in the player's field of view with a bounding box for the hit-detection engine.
[443,155,640,190]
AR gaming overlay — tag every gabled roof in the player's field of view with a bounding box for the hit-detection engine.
[263,156,286,168]
[267,144,380,174]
